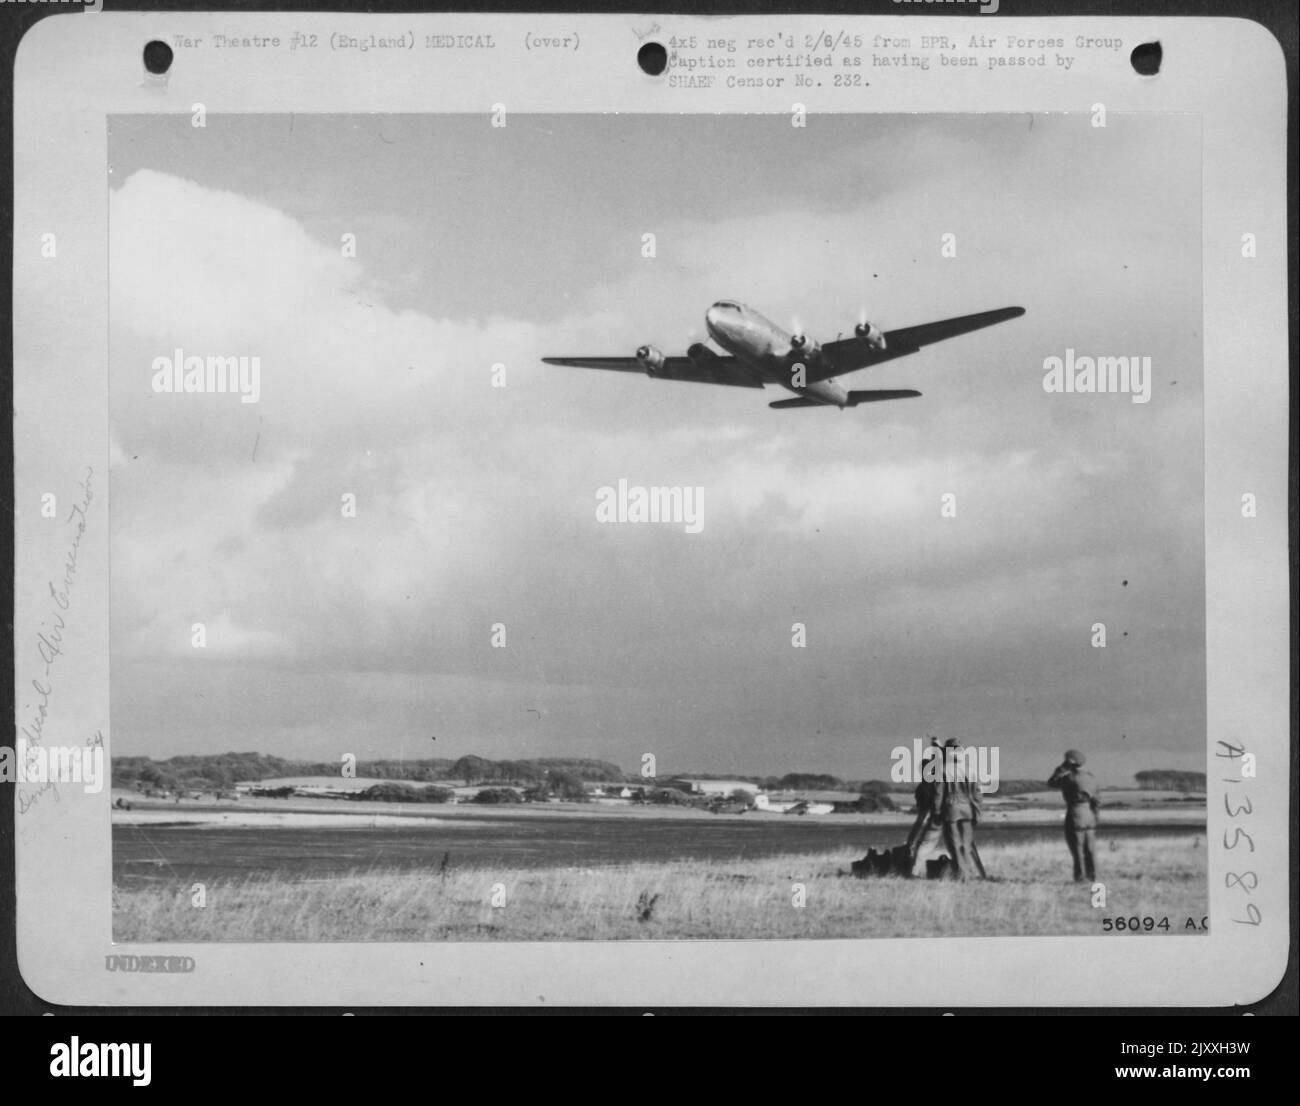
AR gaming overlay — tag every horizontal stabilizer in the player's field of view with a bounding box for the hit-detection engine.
[846,388,921,405]
[768,396,827,409]
[769,389,921,410]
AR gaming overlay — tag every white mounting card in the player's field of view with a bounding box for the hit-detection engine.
[10,11,1288,1007]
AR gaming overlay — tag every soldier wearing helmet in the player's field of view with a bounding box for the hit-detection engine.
[939,737,983,880]
[905,737,945,871]
[1048,749,1101,882]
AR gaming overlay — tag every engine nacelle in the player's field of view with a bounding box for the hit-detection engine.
[854,320,887,351]
[686,342,718,368]
[787,333,823,367]
[636,344,667,376]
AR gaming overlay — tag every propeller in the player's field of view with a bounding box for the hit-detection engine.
[854,305,871,339]
[854,306,887,350]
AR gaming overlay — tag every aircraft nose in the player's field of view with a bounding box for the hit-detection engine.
[705,303,730,335]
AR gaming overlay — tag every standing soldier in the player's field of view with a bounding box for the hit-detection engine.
[905,738,944,872]
[1048,749,1101,882]
[939,738,983,879]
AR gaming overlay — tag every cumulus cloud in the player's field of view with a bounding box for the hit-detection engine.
[108,114,1206,782]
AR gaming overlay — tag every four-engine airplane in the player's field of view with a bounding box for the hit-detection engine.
[543,301,1025,409]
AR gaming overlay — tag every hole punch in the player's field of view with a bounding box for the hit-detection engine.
[637,42,667,77]
[1130,41,1161,76]
[143,40,173,76]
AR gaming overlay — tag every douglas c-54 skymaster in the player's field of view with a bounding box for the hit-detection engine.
[543,301,1025,409]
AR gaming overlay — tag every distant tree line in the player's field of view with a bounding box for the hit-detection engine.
[354,782,456,804]
[994,780,1060,796]
[110,752,626,792]
[449,756,624,784]
[1134,770,1206,792]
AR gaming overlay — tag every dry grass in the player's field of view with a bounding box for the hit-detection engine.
[113,833,1207,942]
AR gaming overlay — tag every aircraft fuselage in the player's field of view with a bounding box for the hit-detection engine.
[705,300,848,407]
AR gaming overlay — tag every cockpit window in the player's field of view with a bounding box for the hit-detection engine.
[713,301,741,312]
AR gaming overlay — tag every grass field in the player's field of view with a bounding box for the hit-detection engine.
[113,833,1207,942]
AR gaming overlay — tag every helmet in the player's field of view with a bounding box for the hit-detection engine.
[1064,749,1085,766]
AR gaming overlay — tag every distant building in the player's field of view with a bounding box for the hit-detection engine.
[756,790,864,815]
[588,785,640,801]
[677,779,759,798]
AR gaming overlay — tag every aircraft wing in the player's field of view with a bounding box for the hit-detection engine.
[813,306,1025,381]
[541,355,766,389]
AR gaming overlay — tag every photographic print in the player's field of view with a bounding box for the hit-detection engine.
[105,112,1209,942]
[10,10,1287,1009]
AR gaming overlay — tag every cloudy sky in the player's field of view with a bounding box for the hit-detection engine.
[107,113,1204,785]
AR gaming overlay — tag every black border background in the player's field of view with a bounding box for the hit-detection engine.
[0,0,1294,1058]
